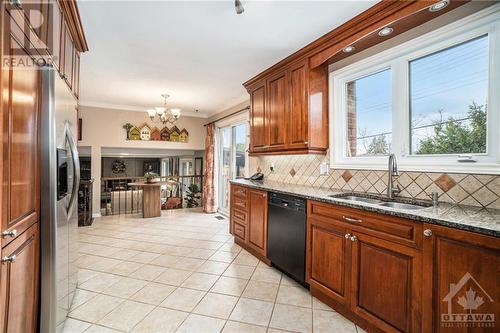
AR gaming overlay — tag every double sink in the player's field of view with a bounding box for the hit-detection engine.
[329,193,432,210]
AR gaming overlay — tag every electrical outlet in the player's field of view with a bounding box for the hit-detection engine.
[320,162,329,175]
[270,163,275,172]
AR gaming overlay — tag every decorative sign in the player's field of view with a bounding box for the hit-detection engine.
[122,123,189,142]
[111,160,126,174]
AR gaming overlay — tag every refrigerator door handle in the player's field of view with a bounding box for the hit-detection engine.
[64,121,80,218]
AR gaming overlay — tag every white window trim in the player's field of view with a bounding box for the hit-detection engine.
[329,5,500,174]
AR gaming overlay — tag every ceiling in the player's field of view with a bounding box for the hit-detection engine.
[78,0,377,117]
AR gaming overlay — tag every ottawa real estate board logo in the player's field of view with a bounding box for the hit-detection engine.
[441,272,495,329]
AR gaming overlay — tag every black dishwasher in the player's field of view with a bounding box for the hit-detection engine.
[267,192,307,286]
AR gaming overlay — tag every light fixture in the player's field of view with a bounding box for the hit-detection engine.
[343,45,355,53]
[235,0,244,14]
[429,0,449,12]
[378,27,394,37]
[146,93,181,125]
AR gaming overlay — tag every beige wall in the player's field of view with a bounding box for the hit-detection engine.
[207,100,249,124]
[78,105,207,215]
[79,106,207,150]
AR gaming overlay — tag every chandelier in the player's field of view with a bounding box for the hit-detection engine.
[146,93,181,125]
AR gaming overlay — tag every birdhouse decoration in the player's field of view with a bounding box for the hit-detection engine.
[123,123,189,142]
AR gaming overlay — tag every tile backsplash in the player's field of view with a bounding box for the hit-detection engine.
[250,154,500,209]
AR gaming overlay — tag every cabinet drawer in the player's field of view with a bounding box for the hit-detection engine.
[232,186,247,198]
[233,222,246,241]
[231,208,247,224]
[232,196,247,210]
[308,201,422,248]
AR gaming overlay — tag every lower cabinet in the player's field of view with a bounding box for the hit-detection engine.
[307,200,422,333]
[350,231,422,333]
[0,223,40,333]
[230,184,269,263]
[422,223,500,333]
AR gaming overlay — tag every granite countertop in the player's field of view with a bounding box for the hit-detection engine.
[231,179,500,238]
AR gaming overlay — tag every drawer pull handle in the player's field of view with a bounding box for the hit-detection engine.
[1,229,17,238]
[342,216,362,223]
[423,229,433,237]
[350,235,358,242]
[344,233,351,239]
[2,254,16,264]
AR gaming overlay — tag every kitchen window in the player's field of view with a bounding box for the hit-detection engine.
[330,7,500,173]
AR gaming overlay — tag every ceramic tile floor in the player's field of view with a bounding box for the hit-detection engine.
[64,208,365,333]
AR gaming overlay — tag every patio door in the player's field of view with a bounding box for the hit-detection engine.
[218,123,248,215]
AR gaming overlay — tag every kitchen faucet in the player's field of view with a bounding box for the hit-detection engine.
[387,153,401,199]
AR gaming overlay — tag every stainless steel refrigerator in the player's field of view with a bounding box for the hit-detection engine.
[39,66,80,333]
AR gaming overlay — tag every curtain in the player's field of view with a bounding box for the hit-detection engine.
[203,123,216,213]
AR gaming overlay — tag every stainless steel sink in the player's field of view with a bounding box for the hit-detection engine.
[333,195,383,205]
[329,194,431,210]
[377,202,428,210]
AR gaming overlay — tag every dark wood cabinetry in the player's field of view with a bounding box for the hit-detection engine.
[422,224,500,333]
[0,224,40,333]
[307,201,422,333]
[244,61,328,156]
[230,184,269,264]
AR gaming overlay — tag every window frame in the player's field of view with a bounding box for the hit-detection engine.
[330,5,500,174]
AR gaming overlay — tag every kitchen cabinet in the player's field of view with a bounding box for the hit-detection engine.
[61,21,74,89]
[0,223,40,333]
[247,189,268,255]
[230,184,270,264]
[1,14,40,247]
[244,61,328,156]
[422,224,500,333]
[307,200,422,333]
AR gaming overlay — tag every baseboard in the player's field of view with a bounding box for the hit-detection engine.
[92,212,102,218]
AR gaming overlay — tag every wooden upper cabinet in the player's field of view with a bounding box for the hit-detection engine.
[48,0,63,70]
[0,224,40,333]
[1,24,40,247]
[249,82,268,152]
[245,60,327,155]
[62,21,74,89]
[422,224,500,333]
[287,60,308,149]
[73,50,80,98]
[247,189,268,256]
[267,72,287,150]
[350,231,422,333]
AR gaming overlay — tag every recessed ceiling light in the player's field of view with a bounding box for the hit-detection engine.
[343,45,355,53]
[378,27,394,37]
[429,0,449,12]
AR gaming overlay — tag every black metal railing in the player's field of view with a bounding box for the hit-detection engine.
[100,175,203,216]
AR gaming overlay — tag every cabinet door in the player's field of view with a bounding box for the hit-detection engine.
[422,224,500,333]
[307,217,351,306]
[73,51,80,98]
[1,25,40,246]
[287,61,308,149]
[61,22,74,88]
[0,223,39,333]
[350,231,422,333]
[247,189,268,256]
[267,72,287,150]
[47,0,63,70]
[249,83,268,152]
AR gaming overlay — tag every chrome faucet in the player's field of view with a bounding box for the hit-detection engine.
[387,154,400,199]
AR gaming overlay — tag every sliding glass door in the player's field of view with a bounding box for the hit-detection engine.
[218,123,248,215]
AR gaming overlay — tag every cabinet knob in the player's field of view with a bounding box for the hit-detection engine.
[423,229,433,237]
[344,233,351,239]
[1,229,17,238]
[1,254,16,264]
[350,235,358,242]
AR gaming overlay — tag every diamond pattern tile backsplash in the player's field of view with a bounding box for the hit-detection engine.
[250,154,500,209]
